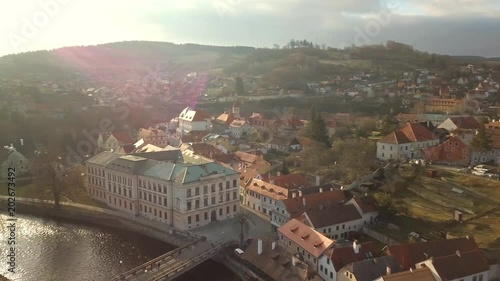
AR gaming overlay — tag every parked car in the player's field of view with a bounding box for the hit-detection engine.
[472,170,486,176]
[234,248,244,255]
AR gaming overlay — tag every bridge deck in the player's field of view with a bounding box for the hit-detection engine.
[113,239,235,281]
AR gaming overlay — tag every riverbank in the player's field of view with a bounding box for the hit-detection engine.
[0,196,199,247]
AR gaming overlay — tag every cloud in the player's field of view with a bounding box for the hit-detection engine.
[0,0,499,57]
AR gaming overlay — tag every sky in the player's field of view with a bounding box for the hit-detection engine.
[1,0,500,57]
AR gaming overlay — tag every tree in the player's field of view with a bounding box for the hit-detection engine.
[235,76,245,96]
[374,192,396,217]
[32,151,85,209]
[235,211,256,247]
[281,160,290,175]
[307,106,331,148]
[471,125,492,164]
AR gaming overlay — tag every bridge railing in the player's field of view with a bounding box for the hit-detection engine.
[112,236,207,280]
[150,241,238,281]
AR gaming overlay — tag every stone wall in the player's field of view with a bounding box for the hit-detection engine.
[362,226,401,245]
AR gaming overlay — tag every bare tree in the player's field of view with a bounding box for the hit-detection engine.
[234,210,256,248]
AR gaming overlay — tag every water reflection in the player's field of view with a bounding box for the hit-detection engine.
[0,214,235,281]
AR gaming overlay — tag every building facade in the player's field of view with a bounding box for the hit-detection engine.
[85,150,240,231]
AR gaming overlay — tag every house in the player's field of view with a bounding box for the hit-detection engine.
[241,237,311,281]
[377,123,440,161]
[263,173,311,190]
[346,195,379,226]
[337,255,402,281]
[177,107,211,134]
[214,111,234,128]
[1,146,29,178]
[277,219,335,267]
[248,113,274,129]
[383,237,479,270]
[423,136,471,165]
[242,178,290,217]
[233,151,271,174]
[425,99,465,114]
[471,121,500,164]
[97,131,134,152]
[373,267,437,281]
[318,241,379,281]
[395,114,460,127]
[271,190,347,233]
[229,120,252,138]
[85,149,240,231]
[416,250,489,281]
[438,116,481,132]
[265,136,301,152]
[136,128,168,147]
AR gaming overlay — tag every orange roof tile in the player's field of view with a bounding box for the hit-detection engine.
[277,219,334,258]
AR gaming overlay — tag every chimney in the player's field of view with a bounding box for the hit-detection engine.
[456,250,461,257]
[298,190,302,197]
[270,178,275,185]
[353,240,360,254]
[292,256,297,266]
[303,197,306,207]
[330,187,333,191]
[292,192,296,198]
[258,239,263,255]
[410,268,413,273]
[20,139,24,146]
[386,266,391,275]
[272,242,276,250]
[319,187,323,193]
[315,175,320,186]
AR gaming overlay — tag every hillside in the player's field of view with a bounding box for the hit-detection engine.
[0,40,497,82]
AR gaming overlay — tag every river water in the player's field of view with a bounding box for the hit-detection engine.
[0,214,237,281]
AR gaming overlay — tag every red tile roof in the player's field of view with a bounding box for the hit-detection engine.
[326,241,379,272]
[379,123,438,144]
[385,237,479,270]
[381,267,436,281]
[352,195,378,214]
[111,131,134,144]
[244,178,289,200]
[283,190,347,218]
[429,250,489,280]
[277,219,334,258]
[304,204,362,228]
[262,173,310,189]
[448,116,481,130]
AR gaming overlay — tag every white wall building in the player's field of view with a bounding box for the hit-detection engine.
[178,107,211,134]
[85,149,240,231]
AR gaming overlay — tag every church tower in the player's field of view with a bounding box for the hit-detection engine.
[232,100,241,119]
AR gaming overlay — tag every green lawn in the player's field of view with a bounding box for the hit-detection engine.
[446,174,500,201]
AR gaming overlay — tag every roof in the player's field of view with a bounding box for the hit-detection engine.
[379,123,438,144]
[381,267,436,281]
[262,173,309,189]
[352,195,378,214]
[215,112,234,125]
[229,120,249,127]
[385,237,479,270]
[241,236,309,281]
[304,204,362,228]
[179,107,210,122]
[277,219,334,258]
[283,190,347,218]
[326,241,379,272]
[244,178,289,200]
[340,255,402,281]
[111,131,134,144]
[429,250,489,280]
[447,116,481,130]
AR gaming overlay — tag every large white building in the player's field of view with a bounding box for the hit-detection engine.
[85,149,240,231]
[177,107,211,134]
[377,122,439,161]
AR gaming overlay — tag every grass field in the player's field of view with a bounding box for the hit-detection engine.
[446,173,500,201]
[448,209,500,248]
[319,58,372,68]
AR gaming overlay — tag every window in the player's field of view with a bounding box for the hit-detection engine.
[195,187,199,196]
[195,200,200,209]
[187,201,192,210]
[148,193,152,202]
[320,265,323,271]
[327,259,330,265]
[226,192,230,201]
[187,188,192,198]
[211,197,216,205]
[211,184,216,193]
[233,205,236,212]
[226,181,230,189]
[219,194,223,203]
[233,191,237,200]
[129,190,132,198]
[329,272,333,279]
[188,216,191,224]
[203,185,208,194]
[219,182,223,191]
[195,214,199,222]
[473,276,477,281]
[204,212,208,220]
[478,274,483,281]
[164,198,167,206]
[219,208,222,216]
[204,198,208,206]
[226,206,229,214]
[233,179,237,187]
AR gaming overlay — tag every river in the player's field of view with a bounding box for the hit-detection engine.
[0,214,238,281]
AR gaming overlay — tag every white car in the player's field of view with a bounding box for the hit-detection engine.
[472,170,486,176]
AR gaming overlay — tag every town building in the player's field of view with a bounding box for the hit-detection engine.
[318,241,379,281]
[136,128,168,147]
[424,98,465,114]
[337,255,402,281]
[471,121,500,164]
[437,116,481,132]
[85,149,240,231]
[277,218,335,267]
[416,250,489,281]
[373,267,437,281]
[1,146,29,178]
[232,151,272,174]
[377,123,440,161]
[229,120,252,138]
[423,136,471,165]
[177,107,211,134]
[97,131,134,152]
